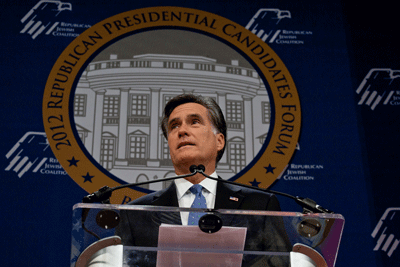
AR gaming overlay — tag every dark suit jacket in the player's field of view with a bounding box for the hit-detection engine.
[116,180,291,266]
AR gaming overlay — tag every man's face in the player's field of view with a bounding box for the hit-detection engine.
[167,103,225,173]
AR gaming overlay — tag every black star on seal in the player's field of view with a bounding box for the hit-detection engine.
[82,172,94,183]
[264,164,276,174]
[67,157,79,167]
[249,178,261,187]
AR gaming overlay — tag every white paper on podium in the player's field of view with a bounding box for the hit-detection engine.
[156,224,247,267]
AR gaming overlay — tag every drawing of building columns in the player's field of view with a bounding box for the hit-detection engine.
[148,88,161,167]
[92,89,106,162]
[243,95,254,165]
[73,50,270,184]
[217,92,229,169]
[115,88,129,166]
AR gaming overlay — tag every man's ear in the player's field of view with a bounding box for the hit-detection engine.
[215,133,225,152]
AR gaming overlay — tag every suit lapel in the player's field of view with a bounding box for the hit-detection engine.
[214,180,246,226]
[214,179,245,210]
[150,183,182,225]
[151,182,179,207]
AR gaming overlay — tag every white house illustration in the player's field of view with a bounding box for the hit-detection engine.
[74,54,271,191]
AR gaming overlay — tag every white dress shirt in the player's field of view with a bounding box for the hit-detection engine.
[174,171,218,225]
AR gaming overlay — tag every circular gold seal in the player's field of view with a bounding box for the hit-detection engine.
[43,7,300,204]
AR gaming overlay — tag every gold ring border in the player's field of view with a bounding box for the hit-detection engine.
[42,6,301,203]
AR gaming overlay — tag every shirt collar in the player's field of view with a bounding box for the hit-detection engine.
[175,172,218,200]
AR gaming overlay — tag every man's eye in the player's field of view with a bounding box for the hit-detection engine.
[192,119,200,124]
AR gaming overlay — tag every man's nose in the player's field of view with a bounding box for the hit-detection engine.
[178,122,189,137]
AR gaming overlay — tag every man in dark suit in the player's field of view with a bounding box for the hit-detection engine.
[116,94,291,266]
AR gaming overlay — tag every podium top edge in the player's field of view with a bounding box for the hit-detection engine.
[72,203,345,220]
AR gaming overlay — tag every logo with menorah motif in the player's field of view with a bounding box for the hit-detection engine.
[372,208,400,258]
[356,69,400,110]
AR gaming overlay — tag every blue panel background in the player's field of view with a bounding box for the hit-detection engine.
[1,0,399,266]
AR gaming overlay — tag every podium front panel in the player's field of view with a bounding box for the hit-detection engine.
[71,203,344,267]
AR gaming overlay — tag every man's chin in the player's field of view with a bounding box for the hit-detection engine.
[172,154,200,168]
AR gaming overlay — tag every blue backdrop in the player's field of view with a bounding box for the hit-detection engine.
[1,1,399,266]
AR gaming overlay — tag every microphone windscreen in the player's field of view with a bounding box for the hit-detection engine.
[198,164,206,172]
[189,165,197,173]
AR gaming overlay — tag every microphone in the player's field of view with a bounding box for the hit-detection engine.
[83,165,202,203]
[189,164,205,173]
[194,164,333,214]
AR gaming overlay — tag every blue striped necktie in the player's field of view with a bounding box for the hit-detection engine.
[188,184,207,225]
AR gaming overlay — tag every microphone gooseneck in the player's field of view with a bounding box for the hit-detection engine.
[83,164,334,213]
[194,165,333,214]
[83,166,200,204]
